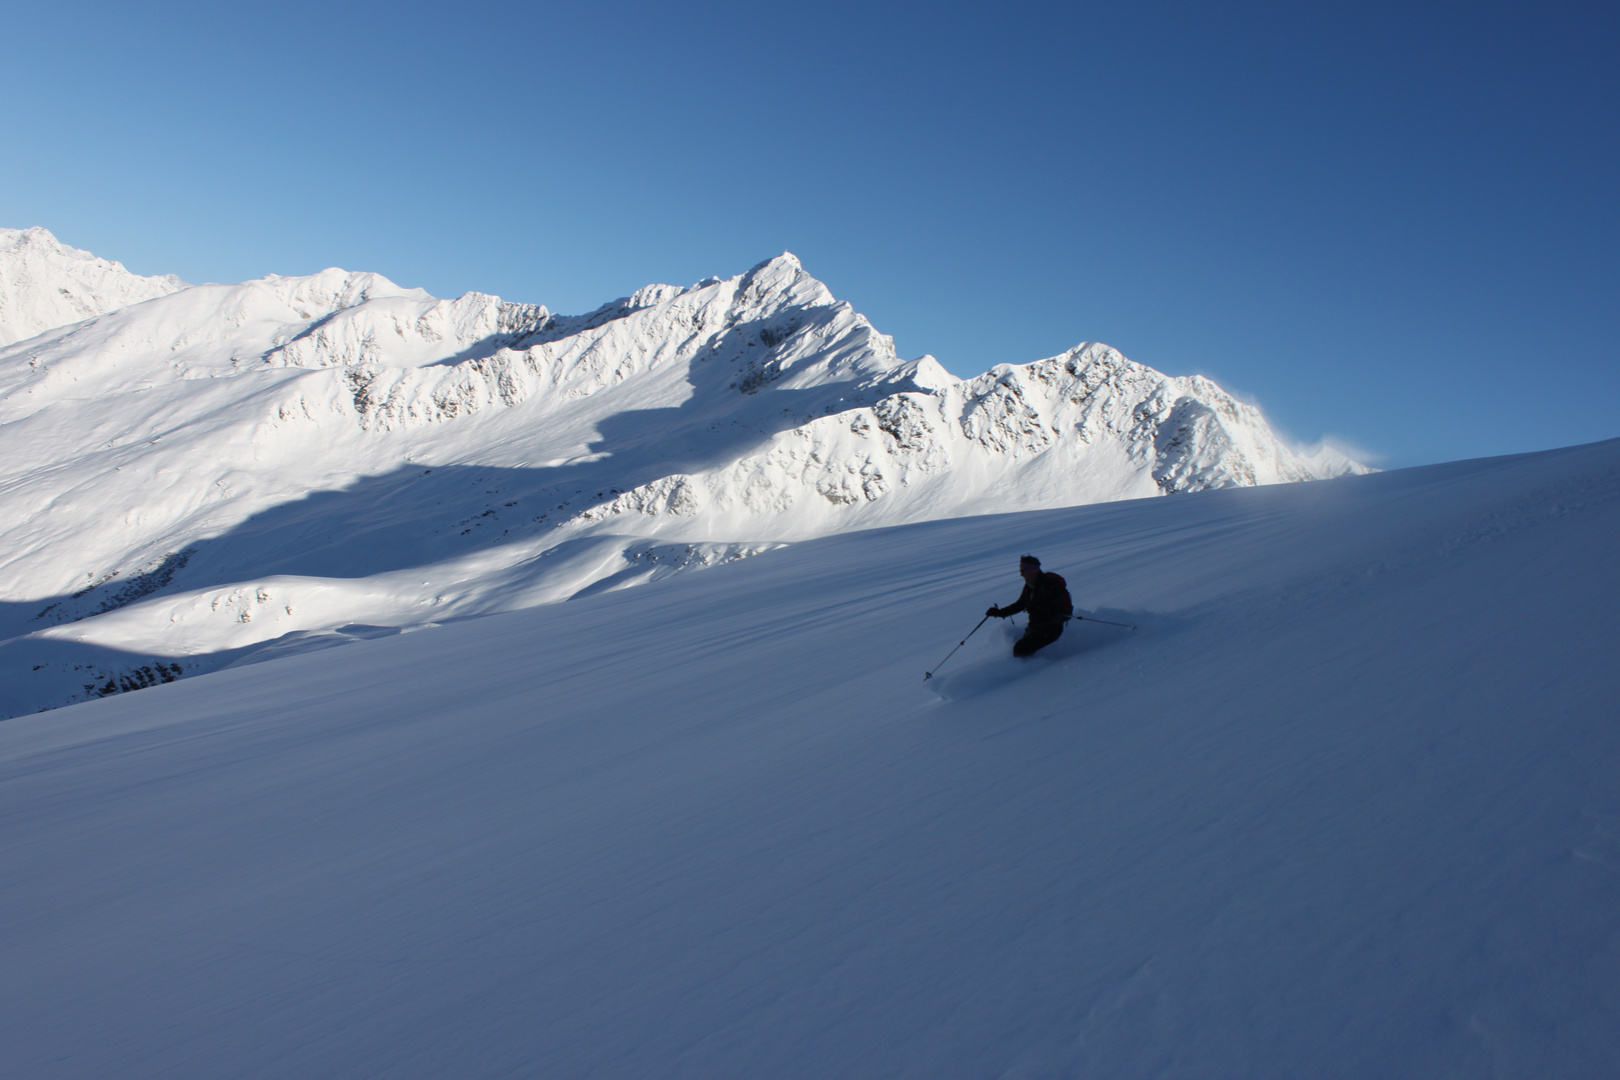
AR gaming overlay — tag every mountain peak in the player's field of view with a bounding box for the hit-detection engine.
[740,251,802,273]
[0,226,186,346]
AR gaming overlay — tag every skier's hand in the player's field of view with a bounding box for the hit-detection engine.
[986,606,1000,618]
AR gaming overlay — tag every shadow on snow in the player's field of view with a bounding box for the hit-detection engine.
[2,323,891,717]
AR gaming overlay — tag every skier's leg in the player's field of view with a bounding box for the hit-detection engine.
[1013,619,1063,657]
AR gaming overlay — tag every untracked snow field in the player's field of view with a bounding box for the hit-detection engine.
[2,439,1618,1078]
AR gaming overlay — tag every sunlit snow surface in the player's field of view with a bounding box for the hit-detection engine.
[0,227,184,347]
[0,240,1363,716]
[2,438,1615,1077]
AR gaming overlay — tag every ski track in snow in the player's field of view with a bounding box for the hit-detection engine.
[0,437,1616,1077]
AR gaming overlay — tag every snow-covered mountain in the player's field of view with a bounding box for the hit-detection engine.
[0,236,1366,715]
[0,227,185,347]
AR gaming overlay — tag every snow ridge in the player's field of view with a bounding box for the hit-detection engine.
[0,227,186,347]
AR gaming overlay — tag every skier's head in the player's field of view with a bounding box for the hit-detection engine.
[1019,554,1041,580]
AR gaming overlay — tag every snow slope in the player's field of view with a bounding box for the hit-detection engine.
[0,227,184,346]
[0,240,1364,716]
[1,437,1615,1078]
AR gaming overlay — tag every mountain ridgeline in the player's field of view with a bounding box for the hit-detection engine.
[0,227,1365,715]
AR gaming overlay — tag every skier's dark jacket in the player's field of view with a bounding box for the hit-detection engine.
[998,572,1073,622]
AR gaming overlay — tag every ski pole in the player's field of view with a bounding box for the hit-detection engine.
[924,614,990,681]
[1067,614,1136,630]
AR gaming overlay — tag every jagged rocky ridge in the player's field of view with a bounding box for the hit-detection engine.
[0,235,1365,715]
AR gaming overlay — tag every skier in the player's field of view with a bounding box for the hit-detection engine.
[987,554,1073,657]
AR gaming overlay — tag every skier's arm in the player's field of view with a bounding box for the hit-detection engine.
[992,583,1034,618]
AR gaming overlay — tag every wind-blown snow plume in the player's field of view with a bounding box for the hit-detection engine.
[0,236,1367,715]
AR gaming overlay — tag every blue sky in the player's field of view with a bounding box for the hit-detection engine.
[3,1,1615,466]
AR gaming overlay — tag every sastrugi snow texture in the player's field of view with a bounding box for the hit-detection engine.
[0,233,1363,717]
[0,436,1615,1076]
